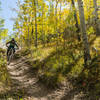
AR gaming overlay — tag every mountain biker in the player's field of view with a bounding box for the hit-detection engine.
[6,38,19,57]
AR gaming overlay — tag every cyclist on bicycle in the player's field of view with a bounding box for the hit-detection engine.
[6,38,19,57]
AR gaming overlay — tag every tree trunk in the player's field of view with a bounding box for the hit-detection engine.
[93,0,98,22]
[42,2,45,47]
[71,0,80,41]
[93,0,100,34]
[77,0,91,67]
[55,0,58,48]
[34,0,38,48]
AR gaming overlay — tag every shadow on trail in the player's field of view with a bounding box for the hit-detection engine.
[0,57,53,100]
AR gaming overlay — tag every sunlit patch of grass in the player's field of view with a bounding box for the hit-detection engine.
[57,74,65,83]
[32,47,55,60]
[69,58,84,77]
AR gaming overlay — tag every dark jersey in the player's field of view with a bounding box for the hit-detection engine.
[6,41,18,48]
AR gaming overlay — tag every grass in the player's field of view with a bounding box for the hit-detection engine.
[15,35,100,98]
[0,48,11,97]
[0,48,8,83]
[19,39,85,88]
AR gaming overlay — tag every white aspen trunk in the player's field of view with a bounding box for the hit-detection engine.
[93,0,98,21]
[77,0,91,67]
[55,0,58,47]
[34,0,38,48]
[42,2,45,47]
[93,0,100,34]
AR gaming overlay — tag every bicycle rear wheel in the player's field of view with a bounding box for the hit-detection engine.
[7,48,14,65]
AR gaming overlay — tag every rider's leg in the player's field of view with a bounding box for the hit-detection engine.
[13,47,15,54]
[7,47,10,56]
[7,47,11,61]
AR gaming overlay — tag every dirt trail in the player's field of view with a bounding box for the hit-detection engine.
[6,57,86,100]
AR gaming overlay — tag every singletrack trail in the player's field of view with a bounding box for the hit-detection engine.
[7,56,87,100]
[7,57,50,100]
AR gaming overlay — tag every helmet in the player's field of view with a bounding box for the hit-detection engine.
[12,38,15,41]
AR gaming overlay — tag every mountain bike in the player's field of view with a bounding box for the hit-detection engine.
[7,48,18,65]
